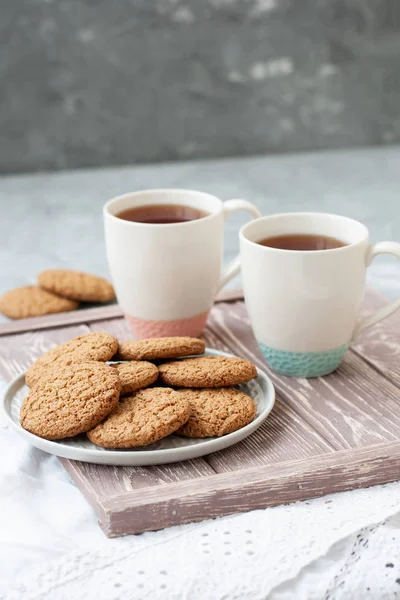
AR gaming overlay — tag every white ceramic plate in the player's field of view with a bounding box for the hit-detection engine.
[2,348,275,466]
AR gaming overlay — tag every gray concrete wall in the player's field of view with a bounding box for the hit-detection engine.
[1,0,399,173]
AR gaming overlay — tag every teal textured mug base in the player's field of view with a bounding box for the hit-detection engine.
[258,342,349,378]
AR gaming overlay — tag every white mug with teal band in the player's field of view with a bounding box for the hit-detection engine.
[239,213,400,378]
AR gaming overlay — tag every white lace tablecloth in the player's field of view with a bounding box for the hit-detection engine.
[2,377,400,600]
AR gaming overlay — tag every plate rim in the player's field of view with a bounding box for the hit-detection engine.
[2,348,275,466]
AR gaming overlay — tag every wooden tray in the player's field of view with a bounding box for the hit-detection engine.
[1,288,399,538]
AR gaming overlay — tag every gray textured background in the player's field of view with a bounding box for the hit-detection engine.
[1,0,400,173]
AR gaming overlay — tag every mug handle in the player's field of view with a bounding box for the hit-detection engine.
[352,241,400,339]
[218,199,261,290]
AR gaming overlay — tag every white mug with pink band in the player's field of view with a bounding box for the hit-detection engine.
[103,189,260,338]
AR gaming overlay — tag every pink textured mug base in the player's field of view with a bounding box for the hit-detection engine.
[125,310,210,339]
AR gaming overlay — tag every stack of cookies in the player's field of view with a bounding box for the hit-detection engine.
[20,334,259,448]
[0,269,115,319]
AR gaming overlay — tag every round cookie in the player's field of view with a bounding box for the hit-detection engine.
[38,269,115,303]
[87,387,190,448]
[113,361,159,395]
[117,336,205,361]
[158,356,257,388]
[0,286,78,320]
[176,388,257,438]
[20,362,121,440]
[25,331,118,388]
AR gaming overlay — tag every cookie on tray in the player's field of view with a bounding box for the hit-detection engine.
[113,361,159,395]
[20,362,121,440]
[0,286,78,320]
[176,388,257,438]
[87,387,190,448]
[38,269,115,303]
[158,356,257,388]
[25,331,118,388]
[117,336,205,361]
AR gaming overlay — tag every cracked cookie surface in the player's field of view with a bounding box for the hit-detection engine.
[20,362,121,440]
[87,387,190,448]
[113,361,159,395]
[25,331,118,388]
[176,388,257,438]
[159,356,257,388]
[38,269,115,303]
[0,286,78,319]
[117,336,205,361]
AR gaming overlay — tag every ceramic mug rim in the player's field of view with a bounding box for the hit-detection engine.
[103,188,224,229]
[239,212,369,254]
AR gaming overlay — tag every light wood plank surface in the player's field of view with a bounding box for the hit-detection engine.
[101,440,400,537]
[206,398,333,472]
[352,288,400,387]
[2,288,400,537]
[60,456,216,521]
[0,305,122,336]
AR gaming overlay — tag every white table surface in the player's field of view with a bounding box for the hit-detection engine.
[1,147,400,599]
